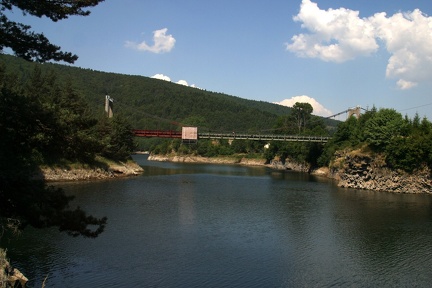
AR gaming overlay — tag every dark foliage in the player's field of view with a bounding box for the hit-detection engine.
[0,0,104,63]
[0,65,107,237]
[319,108,432,172]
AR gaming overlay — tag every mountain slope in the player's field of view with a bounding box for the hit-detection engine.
[0,54,339,132]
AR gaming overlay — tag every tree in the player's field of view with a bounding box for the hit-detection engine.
[0,1,107,239]
[0,68,106,237]
[0,0,104,63]
[292,102,313,133]
[98,115,136,161]
[363,108,406,150]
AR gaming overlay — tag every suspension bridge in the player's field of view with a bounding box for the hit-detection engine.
[132,129,331,143]
[106,96,364,143]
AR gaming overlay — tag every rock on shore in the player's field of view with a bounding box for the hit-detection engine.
[148,151,432,194]
[329,149,432,194]
[39,161,143,182]
[149,154,313,172]
[148,154,267,166]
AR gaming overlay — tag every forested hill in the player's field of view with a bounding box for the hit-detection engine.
[0,54,338,132]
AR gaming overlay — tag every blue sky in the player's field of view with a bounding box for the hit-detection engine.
[5,0,432,119]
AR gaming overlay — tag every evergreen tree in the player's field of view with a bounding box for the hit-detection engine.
[0,67,106,237]
[0,0,104,63]
[0,1,107,238]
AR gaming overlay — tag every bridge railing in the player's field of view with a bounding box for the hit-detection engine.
[133,129,182,138]
[133,130,330,143]
[198,132,330,142]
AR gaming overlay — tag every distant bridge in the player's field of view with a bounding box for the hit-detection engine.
[131,105,371,143]
[133,129,330,143]
[109,97,367,144]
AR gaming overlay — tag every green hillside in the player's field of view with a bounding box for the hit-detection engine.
[0,54,339,133]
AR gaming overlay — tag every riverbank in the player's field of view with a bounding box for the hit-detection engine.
[147,154,267,166]
[148,152,432,194]
[148,154,319,173]
[37,158,143,182]
[328,149,432,194]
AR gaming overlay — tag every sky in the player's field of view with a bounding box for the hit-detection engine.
[4,0,432,119]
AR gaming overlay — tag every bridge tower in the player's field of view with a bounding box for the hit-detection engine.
[347,106,361,119]
[105,95,114,118]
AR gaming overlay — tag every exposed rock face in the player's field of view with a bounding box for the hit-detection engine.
[149,151,432,194]
[148,154,267,166]
[269,158,310,173]
[330,150,432,194]
[149,154,309,171]
[39,161,143,182]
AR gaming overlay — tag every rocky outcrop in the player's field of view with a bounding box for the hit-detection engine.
[39,161,143,182]
[149,154,310,171]
[329,149,432,194]
[148,154,267,166]
[149,151,432,194]
[268,157,311,173]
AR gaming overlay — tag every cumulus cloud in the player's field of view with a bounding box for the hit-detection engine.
[370,9,432,89]
[286,0,432,89]
[286,0,378,62]
[151,74,171,81]
[151,74,200,89]
[397,79,417,90]
[274,95,333,117]
[176,80,189,86]
[125,28,175,53]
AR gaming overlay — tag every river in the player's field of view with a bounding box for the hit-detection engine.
[2,154,432,287]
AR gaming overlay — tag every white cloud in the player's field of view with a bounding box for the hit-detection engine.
[150,74,201,89]
[287,0,432,89]
[274,95,333,117]
[370,9,432,89]
[397,79,417,90]
[286,0,378,62]
[151,74,171,81]
[125,28,176,53]
[176,80,189,86]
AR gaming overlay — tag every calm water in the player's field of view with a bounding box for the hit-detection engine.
[2,154,432,287]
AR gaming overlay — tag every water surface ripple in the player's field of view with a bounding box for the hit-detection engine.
[2,155,432,287]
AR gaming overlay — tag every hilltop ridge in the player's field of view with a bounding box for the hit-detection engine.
[0,54,339,133]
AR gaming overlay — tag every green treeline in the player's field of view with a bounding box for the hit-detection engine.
[319,107,432,172]
[152,105,432,174]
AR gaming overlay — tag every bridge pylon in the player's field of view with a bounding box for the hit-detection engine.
[347,106,361,119]
[105,95,114,118]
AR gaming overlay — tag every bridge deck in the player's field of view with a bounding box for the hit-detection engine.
[133,129,182,138]
[133,130,330,143]
[199,132,330,142]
